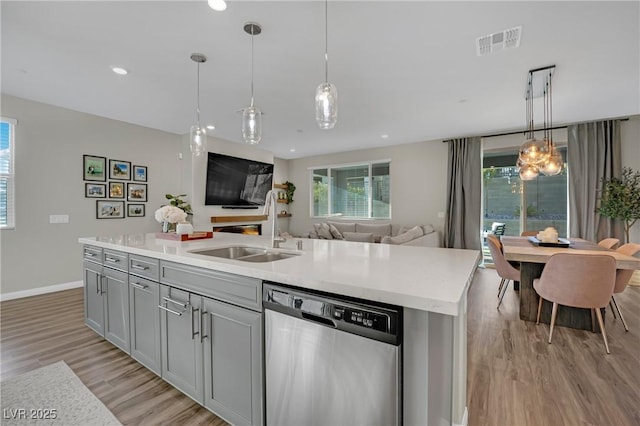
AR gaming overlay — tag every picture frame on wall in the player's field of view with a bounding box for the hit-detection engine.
[133,165,147,182]
[96,200,125,219]
[109,159,131,180]
[83,155,106,181]
[127,204,145,217]
[85,183,106,198]
[127,183,147,202]
[109,182,125,198]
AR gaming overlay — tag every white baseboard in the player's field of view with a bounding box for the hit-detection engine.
[454,407,469,426]
[0,281,83,302]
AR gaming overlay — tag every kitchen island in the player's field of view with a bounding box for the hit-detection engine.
[79,232,480,426]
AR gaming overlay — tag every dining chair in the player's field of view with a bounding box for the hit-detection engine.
[521,231,538,237]
[598,238,620,250]
[486,235,520,309]
[609,243,640,331]
[534,253,617,354]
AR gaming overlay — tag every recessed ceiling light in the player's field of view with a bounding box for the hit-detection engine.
[289,148,296,153]
[111,66,128,75]
[208,0,227,11]
[380,134,389,139]
[206,125,216,130]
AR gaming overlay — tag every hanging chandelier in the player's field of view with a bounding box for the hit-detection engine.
[517,65,562,180]
[315,0,338,129]
[189,53,208,156]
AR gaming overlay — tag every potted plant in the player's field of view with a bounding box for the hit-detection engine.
[284,181,296,203]
[597,167,640,243]
[165,193,193,215]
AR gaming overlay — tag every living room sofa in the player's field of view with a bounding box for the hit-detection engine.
[308,221,441,247]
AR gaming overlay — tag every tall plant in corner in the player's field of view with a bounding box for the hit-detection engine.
[597,167,640,243]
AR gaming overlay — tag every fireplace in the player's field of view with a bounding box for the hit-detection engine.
[212,224,262,235]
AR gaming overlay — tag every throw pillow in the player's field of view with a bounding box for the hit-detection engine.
[381,225,424,245]
[328,221,356,234]
[342,232,374,243]
[329,224,344,240]
[355,223,392,238]
[313,223,334,240]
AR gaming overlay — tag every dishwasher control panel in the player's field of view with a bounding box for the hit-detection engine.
[334,306,391,333]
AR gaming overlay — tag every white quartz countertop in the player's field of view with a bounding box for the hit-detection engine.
[79,233,480,316]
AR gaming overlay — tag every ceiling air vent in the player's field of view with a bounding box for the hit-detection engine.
[476,26,522,56]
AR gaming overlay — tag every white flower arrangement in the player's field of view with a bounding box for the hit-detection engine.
[154,205,187,224]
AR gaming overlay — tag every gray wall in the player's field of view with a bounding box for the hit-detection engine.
[0,95,183,295]
[286,140,449,237]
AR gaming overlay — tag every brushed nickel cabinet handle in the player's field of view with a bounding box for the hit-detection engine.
[130,282,148,290]
[200,310,208,342]
[191,306,200,340]
[130,264,149,271]
[158,303,183,316]
[104,257,120,263]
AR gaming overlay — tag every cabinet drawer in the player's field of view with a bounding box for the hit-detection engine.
[103,249,128,272]
[160,261,262,311]
[83,245,103,264]
[129,254,160,282]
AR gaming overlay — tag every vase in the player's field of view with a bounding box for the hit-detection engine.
[162,221,176,233]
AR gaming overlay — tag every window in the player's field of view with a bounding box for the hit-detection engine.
[0,118,16,229]
[482,148,568,238]
[311,160,391,219]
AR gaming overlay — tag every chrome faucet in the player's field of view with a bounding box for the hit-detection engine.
[271,190,285,248]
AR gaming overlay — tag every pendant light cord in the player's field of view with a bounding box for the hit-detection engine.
[196,61,201,126]
[324,0,329,83]
[250,26,255,107]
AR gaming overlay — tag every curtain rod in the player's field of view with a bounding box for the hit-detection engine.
[442,117,629,143]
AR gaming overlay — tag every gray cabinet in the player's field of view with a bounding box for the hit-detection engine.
[159,285,204,404]
[103,267,130,353]
[83,259,104,335]
[202,297,263,426]
[129,277,161,375]
[82,245,130,353]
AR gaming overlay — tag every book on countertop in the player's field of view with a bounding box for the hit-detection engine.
[155,231,213,241]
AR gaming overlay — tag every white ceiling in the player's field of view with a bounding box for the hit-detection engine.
[2,1,638,159]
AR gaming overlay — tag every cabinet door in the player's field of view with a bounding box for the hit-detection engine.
[83,260,104,336]
[160,285,204,404]
[129,277,161,375]
[103,267,130,353]
[202,297,263,426]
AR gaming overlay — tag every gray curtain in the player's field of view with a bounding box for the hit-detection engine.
[568,120,624,242]
[444,137,481,249]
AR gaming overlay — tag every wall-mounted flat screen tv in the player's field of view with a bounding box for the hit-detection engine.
[205,152,274,206]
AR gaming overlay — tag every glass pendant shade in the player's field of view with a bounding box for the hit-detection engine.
[315,82,338,129]
[518,138,549,166]
[519,163,539,180]
[190,124,207,156]
[539,147,563,176]
[242,106,262,145]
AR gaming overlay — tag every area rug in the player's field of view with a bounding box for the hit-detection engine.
[0,361,121,425]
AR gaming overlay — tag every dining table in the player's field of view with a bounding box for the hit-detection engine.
[501,236,640,331]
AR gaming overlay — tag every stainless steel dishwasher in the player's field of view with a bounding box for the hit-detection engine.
[263,282,402,426]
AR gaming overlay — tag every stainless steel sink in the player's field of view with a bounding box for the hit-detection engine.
[189,246,301,263]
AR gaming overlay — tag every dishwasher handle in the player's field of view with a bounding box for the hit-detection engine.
[301,311,337,328]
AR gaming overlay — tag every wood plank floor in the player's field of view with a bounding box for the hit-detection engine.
[0,288,228,425]
[468,268,640,426]
[1,272,639,425]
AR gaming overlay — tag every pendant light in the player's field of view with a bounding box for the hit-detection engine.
[241,22,263,145]
[517,66,562,180]
[189,53,207,156]
[315,0,337,129]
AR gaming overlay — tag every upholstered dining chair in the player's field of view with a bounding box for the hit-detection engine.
[598,238,620,250]
[486,235,520,309]
[534,253,617,354]
[609,243,640,331]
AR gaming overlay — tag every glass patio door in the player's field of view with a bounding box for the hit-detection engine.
[482,148,568,261]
